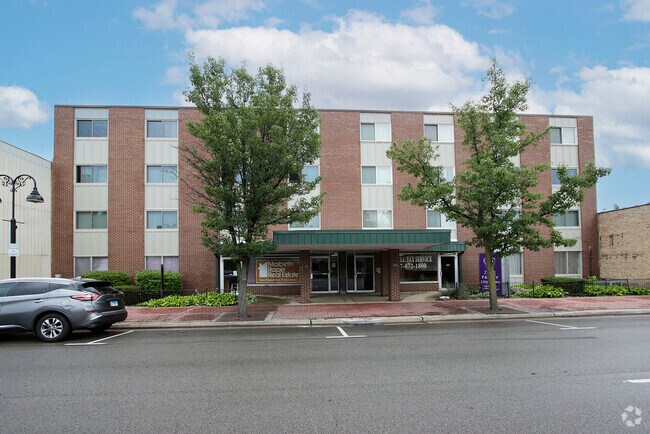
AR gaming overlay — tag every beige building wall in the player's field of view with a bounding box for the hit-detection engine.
[0,140,52,279]
[598,204,650,279]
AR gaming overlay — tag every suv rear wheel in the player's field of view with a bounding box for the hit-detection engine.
[35,313,71,342]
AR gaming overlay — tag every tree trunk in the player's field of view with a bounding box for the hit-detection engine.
[237,259,249,318]
[485,247,500,311]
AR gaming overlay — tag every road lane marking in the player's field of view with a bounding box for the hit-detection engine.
[65,330,134,346]
[326,326,366,339]
[525,319,596,330]
[624,379,650,384]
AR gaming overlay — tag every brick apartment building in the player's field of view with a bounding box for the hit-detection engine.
[598,204,650,279]
[52,106,599,302]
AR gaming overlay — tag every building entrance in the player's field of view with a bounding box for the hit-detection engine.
[310,252,374,293]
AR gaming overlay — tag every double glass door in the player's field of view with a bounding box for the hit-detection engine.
[310,253,374,293]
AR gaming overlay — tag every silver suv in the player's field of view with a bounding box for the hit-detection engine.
[0,278,128,342]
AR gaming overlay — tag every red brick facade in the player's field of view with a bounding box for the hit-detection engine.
[52,106,599,300]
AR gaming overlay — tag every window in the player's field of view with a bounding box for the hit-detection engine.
[363,210,392,228]
[550,127,576,145]
[11,282,49,296]
[361,166,391,184]
[76,211,107,229]
[426,210,442,228]
[0,282,14,297]
[424,124,438,142]
[77,119,107,137]
[75,257,108,275]
[506,252,523,276]
[146,256,179,272]
[76,165,107,183]
[554,211,580,227]
[551,168,578,185]
[399,253,438,282]
[290,214,320,229]
[146,211,178,229]
[554,251,581,275]
[360,122,391,141]
[146,165,178,183]
[147,120,178,138]
[303,165,319,183]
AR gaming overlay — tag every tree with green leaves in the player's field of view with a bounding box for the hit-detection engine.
[387,59,610,311]
[183,57,322,318]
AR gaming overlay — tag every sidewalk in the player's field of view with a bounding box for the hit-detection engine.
[115,295,650,329]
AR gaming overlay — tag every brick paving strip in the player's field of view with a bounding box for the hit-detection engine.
[122,296,650,323]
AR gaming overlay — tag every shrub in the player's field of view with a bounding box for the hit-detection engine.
[628,286,650,296]
[80,270,132,286]
[540,277,583,283]
[142,292,257,307]
[584,284,628,297]
[514,285,567,298]
[540,277,584,296]
[135,270,183,295]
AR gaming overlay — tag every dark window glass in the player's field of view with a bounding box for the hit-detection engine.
[360,123,375,140]
[424,124,438,142]
[147,120,177,138]
[77,120,93,137]
[550,127,562,144]
[147,120,163,138]
[399,254,438,282]
[93,120,108,137]
[11,282,48,296]
[0,282,14,297]
[76,166,107,183]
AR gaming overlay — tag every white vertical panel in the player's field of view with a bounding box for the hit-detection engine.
[145,231,180,255]
[73,231,109,256]
[145,109,178,120]
[361,142,392,165]
[423,114,453,125]
[374,123,391,141]
[549,118,577,128]
[360,113,391,123]
[145,185,179,209]
[74,140,108,164]
[554,229,582,251]
[75,108,109,119]
[145,140,179,164]
[562,127,576,144]
[74,185,108,210]
[551,145,579,167]
[362,185,393,209]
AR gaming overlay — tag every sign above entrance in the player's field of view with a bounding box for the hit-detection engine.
[256,258,300,283]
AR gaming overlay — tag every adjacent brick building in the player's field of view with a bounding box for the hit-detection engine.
[598,204,650,279]
[52,106,599,301]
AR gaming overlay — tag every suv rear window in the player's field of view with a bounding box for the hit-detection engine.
[81,282,119,295]
[0,282,14,297]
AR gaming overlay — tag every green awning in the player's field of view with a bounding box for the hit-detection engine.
[428,241,467,253]
[273,229,452,252]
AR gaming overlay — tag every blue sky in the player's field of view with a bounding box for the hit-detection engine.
[1,0,649,211]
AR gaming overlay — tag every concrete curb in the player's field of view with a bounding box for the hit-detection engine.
[112,308,650,329]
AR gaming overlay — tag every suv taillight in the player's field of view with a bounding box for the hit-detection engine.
[71,293,99,301]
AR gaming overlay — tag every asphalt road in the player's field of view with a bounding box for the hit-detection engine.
[1,315,649,433]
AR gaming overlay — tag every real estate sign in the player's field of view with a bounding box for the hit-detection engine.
[479,253,504,295]
[256,258,300,283]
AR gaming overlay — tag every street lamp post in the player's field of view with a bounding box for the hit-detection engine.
[0,174,45,278]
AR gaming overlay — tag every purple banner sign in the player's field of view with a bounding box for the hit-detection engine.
[479,254,503,295]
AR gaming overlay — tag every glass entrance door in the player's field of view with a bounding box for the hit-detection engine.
[311,256,333,292]
[440,255,457,290]
[353,255,374,292]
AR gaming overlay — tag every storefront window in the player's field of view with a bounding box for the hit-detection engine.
[399,253,438,282]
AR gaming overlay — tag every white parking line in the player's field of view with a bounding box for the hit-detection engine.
[65,330,134,346]
[326,326,366,339]
[525,319,596,330]
[624,379,650,384]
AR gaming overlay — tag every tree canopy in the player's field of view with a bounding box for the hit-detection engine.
[387,59,610,310]
[183,57,322,317]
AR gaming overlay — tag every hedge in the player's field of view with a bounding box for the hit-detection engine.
[135,269,183,295]
[80,270,132,286]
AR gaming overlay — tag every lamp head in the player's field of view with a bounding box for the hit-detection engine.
[26,187,44,204]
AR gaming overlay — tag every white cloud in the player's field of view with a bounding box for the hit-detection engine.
[534,66,650,168]
[184,10,490,110]
[401,0,438,25]
[0,86,48,128]
[133,0,264,30]
[461,0,514,19]
[621,0,650,22]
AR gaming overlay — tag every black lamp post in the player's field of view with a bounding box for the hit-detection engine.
[0,174,44,278]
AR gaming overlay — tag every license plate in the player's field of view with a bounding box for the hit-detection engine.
[110,300,118,307]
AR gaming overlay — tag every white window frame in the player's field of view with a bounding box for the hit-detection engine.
[553,210,580,228]
[146,210,179,230]
[289,213,321,230]
[76,119,108,138]
[146,165,178,184]
[75,165,108,184]
[360,122,391,141]
[75,211,108,230]
[146,120,178,139]
[74,256,108,275]
[554,251,582,276]
[361,165,392,185]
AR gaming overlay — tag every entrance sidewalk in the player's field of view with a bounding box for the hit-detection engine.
[115,295,650,329]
